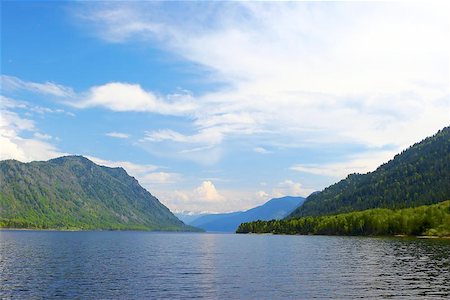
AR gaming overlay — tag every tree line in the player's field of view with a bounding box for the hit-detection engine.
[237,200,450,237]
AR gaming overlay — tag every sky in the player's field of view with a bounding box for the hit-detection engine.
[1,1,449,214]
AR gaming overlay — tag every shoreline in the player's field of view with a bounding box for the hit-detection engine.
[237,232,450,239]
[0,227,203,233]
[3,228,449,239]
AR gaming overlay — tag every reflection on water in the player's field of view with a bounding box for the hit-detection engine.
[1,231,449,299]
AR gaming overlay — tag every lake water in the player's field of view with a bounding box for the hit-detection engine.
[1,231,449,299]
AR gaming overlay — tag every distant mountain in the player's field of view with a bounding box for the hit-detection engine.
[174,212,209,224]
[0,156,198,231]
[190,211,242,229]
[190,196,305,232]
[289,126,450,218]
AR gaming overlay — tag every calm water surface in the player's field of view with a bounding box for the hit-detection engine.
[1,230,449,299]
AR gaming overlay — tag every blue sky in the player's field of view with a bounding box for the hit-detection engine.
[1,1,449,213]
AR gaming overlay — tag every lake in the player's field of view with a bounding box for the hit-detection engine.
[1,230,449,299]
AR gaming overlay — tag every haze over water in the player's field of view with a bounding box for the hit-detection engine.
[1,230,449,299]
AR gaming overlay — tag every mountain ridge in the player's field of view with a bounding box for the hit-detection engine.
[289,126,450,218]
[191,196,305,232]
[0,155,198,231]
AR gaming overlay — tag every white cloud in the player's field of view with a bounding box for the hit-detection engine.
[106,131,130,139]
[0,97,73,162]
[156,178,315,213]
[1,75,75,98]
[291,150,398,178]
[194,180,224,202]
[0,136,64,163]
[74,3,165,43]
[143,128,223,145]
[0,109,186,208]
[153,180,245,213]
[75,82,197,115]
[0,108,66,162]
[139,128,225,165]
[0,107,187,208]
[255,180,316,203]
[2,2,449,215]
[2,77,196,116]
[140,172,182,185]
[86,156,158,174]
[1,95,75,116]
[254,147,271,154]
[0,109,35,132]
[33,132,53,140]
[73,1,449,153]
[86,156,182,192]
[256,190,269,199]
[272,180,315,198]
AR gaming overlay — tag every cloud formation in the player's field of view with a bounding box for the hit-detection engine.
[0,108,66,162]
[72,1,448,153]
[194,180,224,202]
[290,150,397,178]
[2,75,74,98]
[2,2,449,214]
[75,82,197,115]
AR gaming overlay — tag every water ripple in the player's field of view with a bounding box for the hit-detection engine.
[0,231,449,299]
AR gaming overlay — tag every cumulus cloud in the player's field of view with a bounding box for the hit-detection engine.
[194,180,224,202]
[0,97,75,162]
[154,180,247,213]
[2,77,196,117]
[0,108,66,162]
[74,82,197,115]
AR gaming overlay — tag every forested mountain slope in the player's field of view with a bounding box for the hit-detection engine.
[289,127,450,218]
[0,156,197,231]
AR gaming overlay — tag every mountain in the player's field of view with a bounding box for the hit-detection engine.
[174,212,209,224]
[190,196,305,232]
[289,126,450,218]
[190,211,242,230]
[0,155,198,231]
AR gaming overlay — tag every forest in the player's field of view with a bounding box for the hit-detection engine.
[236,200,450,237]
[0,156,198,231]
[289,127,450,218]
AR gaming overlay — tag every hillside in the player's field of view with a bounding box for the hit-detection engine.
[289,126,450,218]
[191,196,305,232]
[237,200,450,237]
[0,156,197,231]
